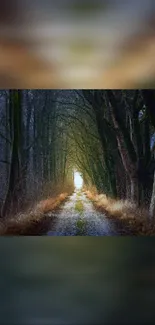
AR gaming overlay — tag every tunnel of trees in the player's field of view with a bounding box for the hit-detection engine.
[0,89,155,218]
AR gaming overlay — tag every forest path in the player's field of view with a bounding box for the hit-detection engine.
[46,191,124,236]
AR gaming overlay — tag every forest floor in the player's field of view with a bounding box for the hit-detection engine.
[85,190,155,236]
[0,192,70,236]
[46,191,131,236]
[2,190,152,236]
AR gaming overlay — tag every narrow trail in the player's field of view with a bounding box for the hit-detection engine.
[46,191,125,236]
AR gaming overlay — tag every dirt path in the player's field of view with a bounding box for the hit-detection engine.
[46,191,125,236]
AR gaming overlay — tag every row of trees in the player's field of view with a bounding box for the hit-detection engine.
[0,90,73,217]
[55,90,155,217]
[0,89,155,218]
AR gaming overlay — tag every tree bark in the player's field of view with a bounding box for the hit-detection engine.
[107,90,139,203]
[142,90,155,129]
[2,90,22,217]
[149,170,155,219]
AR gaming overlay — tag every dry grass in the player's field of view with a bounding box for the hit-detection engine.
[0,192,69,236]
[37,193,68,214]
[85,190,155,236]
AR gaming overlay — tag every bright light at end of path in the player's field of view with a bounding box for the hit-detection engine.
[74,172,83,190]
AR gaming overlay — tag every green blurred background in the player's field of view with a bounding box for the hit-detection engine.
[0,238,154,324]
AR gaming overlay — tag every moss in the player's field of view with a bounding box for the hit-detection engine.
[75,200,84,213]
[76,191,82,197]
[76,218,86,236]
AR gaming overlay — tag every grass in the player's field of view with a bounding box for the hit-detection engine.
[85,190,155,236]
[0,192,70,236]
[75,200,84,214]
[76,218,86,236]
[76,191,82,197]
[75,197,86,235]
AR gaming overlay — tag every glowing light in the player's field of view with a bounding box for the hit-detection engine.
[74,171,83,189]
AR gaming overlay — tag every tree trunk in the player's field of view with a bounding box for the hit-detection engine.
[107,90,139,203]
[149,170,155,219]
[131,176,139,203]
[142,90,155,129]
[2,90,22,217]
